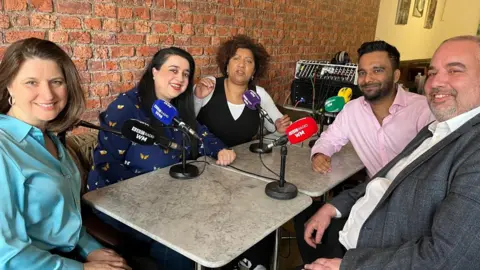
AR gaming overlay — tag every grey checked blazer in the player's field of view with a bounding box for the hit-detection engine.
[330,112,480,270]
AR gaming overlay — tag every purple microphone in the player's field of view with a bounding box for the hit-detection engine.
[242,90,274,124]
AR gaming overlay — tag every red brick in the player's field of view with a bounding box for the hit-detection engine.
[73,46,93,59]
[110,46,135,58]
[59,17,82,29]
[94,4,116,18]
[204,25,215,36]
[92,33,116,45]
[94,47,109,59]
[217,16,233,26]
[73,59,87,71]
[192,15,203,25]
[151,10,175,21]
[121,21,134,32]
[92,72,121,83]
[69,32,91,44]
[134,21,150,33]
[84,18,101,30]
[121,71,134,81]
[5,0,26,11]
[152,23,168,33]
[90,84,109,97]
[204,47,217,56]
[79,71,90,83]
[86,97,101,110]
[0,15,10,29]
[182,24,194,35]
[174,36,190,46]
[12,15,29,27]
[133,7,150,19]
[56,2,91,15]
[204,15,215,25]
[111,82,135,94]
[117,34,144,44]
[171,23,182,34]
[119,59,145,70]
[177,12,193,23]
[5,31,45,43]
[31,0,53,12]
[146,35,173,45]
[88,60,104,71]
[48,31,69,43]
[102,19,120,32]
[164,0,176,9]
[191,36,210,46]
[186,47,203,56]
[60,45,73,57]
[0,47,8,60]
[118,7,133,19]
[136,46,159,57]
[31,14,56,29]
[105,61,118,70]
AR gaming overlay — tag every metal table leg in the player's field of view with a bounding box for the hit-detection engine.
[272,228,280,270]
[195,263,205,270]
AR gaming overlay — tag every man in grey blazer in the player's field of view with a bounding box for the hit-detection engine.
[301,35,480,270]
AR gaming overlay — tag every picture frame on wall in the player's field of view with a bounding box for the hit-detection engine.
[412,0,426,17]
[395,0,412,25]
[424,0,438,29]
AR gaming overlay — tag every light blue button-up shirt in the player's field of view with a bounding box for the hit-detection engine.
[0,114,103,269]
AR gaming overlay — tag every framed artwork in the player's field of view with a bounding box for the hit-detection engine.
[412,0,426,17]
[395,0,412,25]
[424,0,438,29]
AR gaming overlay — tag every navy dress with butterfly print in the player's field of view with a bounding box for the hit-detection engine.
[86,88,226,191]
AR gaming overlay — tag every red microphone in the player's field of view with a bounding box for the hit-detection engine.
[266,117,318,149]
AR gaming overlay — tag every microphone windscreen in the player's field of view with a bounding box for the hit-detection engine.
[286,117,318,144]
[152,99,178,125]
[242,90,261,110]
[121,119,157,145]
[325,96,345,113]
[338,87,352,103]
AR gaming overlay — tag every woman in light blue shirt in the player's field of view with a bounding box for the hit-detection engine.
[0,38,130,270]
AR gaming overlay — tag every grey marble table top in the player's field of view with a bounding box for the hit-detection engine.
[82,164,312,268]
[210,141,365,197]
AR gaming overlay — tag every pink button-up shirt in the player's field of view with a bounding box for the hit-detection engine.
[311,88,434,177]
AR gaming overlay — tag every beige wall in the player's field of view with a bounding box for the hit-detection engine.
[375,0,480,61]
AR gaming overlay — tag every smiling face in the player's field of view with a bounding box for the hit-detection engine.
[226,48,255,86]
[357,51,400,102]
[7,57,68,129]
[152,55,191,102]
[425,40,480,122]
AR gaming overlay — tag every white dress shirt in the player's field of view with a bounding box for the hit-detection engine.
[338,106,480,250]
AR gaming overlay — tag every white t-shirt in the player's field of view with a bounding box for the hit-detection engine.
[193,76,283,132]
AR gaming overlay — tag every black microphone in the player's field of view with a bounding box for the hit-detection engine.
[121,119,183,150]
[78,120,122,136]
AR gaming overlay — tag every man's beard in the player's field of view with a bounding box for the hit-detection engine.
[361,78,395,101]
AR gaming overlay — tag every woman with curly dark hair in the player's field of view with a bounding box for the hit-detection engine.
[194,35,291,148]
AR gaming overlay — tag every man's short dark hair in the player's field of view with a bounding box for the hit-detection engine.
[357,41,401,70]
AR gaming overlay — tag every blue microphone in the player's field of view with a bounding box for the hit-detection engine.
[152,99,202,141]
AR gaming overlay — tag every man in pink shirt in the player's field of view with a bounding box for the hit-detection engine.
[311,41,433,177]
[295,41,434,266]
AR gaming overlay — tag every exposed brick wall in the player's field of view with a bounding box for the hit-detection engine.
[0,0,380,125]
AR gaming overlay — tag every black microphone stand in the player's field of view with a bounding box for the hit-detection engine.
[265,145,298,200]
[169,132,199,179]
[249,114,272,153]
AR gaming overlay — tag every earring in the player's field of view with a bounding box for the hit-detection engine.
[250,75,254,81]
[8,96,15,106]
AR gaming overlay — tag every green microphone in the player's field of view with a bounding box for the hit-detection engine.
[324,96,345,113]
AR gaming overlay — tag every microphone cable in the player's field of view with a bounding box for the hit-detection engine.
[259,152,280,178]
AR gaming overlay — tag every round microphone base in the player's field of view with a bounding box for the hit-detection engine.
[249,142,272,154]
[169,164,199,180]
[265,181,298,200]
